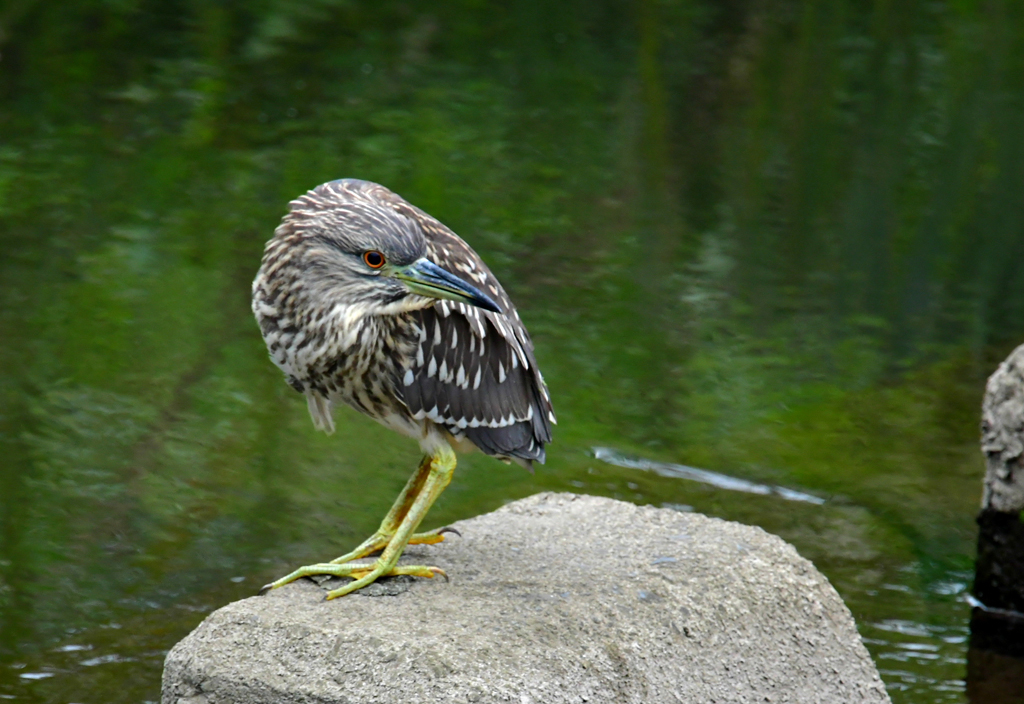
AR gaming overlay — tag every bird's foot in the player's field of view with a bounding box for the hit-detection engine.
[328,525,460,565]
[260,449,459,599]
[259,560,447,599]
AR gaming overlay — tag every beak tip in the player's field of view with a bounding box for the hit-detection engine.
[479,297,503,315]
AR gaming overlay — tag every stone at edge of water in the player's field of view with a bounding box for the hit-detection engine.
[162,492,891,704]
[981,342,1024,514]
[971,343,1024,672]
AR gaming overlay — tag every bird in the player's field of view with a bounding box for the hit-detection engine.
[251,179,555,598]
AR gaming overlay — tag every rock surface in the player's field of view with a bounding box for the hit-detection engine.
[981,342,1024,513]
[972,343,1024,660]
[162,492,890,704]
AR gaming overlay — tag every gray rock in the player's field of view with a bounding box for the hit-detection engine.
[162,492,890,704]
[972,344,1024,648]
[981,342,1024,513]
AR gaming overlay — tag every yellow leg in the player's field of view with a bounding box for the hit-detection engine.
[327,455,457,565]
[260,448,457,598]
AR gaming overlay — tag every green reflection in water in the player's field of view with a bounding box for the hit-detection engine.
[1,1,1023,702]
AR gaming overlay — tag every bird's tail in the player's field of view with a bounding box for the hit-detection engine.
[306,393,335,434]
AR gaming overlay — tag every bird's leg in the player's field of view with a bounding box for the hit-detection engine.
[259,448,457,598]
[322,447,456,598]
[327,455,456,565]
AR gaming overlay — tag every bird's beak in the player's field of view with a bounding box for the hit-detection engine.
[393,258,502,314]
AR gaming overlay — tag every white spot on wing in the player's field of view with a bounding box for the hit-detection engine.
[473,367,482,390]
[498,362,506,383]
[427,357,437,378]
[403,369,414,386]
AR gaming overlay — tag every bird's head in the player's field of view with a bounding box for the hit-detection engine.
[276,195,501,318]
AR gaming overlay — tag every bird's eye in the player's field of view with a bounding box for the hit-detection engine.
[363,251,386,269]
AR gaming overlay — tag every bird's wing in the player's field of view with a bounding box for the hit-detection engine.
[351,181,555,464]
[399,306,552,463]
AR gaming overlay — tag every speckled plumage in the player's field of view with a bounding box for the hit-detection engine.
[252,179,554,466]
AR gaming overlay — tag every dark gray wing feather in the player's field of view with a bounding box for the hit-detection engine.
[399,306,551,463]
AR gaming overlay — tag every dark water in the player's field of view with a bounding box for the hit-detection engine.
[2,2,1024,702]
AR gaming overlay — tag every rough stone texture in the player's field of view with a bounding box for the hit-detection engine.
[162,493,890,704]
[981,342,1024,513]
[972,344,1024,656]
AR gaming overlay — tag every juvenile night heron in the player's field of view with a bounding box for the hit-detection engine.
[252,179,555,598]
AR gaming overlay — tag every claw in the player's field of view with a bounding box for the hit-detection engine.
[437,526,462,538]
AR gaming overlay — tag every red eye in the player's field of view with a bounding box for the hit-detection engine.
[363,251,386,269]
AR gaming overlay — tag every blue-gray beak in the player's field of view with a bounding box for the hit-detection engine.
[393,258,502,314]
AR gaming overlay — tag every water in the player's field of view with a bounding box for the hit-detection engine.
[2,2,1023,702]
